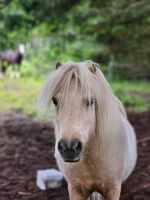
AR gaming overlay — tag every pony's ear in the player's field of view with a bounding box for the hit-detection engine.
[55,61,62,69]
[89,62,100,73]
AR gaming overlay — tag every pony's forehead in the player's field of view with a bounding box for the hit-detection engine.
[60,60,92,69]
[59,60,100,70]
[39,60,107,108]
[52,61,99,98]
[56,60,95,79]
[53,75,95,100]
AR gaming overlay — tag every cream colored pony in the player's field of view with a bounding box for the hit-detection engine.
[39,61,137,200]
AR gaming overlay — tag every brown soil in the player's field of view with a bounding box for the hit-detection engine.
[0,110,149,200]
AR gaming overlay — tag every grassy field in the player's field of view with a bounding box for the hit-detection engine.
[0,77,45,118]
[112,80,150,112]
[0,77,149,119]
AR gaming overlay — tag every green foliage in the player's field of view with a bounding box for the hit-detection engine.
[21,61,36,77]
[114,88,146,111]
[0,0,149,79]
[0,0,149,118]
[21,36,102,76]
[112,80,150,111]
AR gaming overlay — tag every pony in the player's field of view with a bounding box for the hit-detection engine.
[39,61,137,200]
[0,43,25,78]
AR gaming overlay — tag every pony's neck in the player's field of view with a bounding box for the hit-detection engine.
[82,106,123,170]
[88,98,122,153]
[103,99,122,138]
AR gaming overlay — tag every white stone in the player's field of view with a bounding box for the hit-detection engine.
[36,169,64,190]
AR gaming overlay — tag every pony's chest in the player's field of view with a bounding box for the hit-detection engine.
[65,163,106,186]
[66,169,112,196]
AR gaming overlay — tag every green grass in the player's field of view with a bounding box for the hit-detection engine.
[0,77,44,118]
[111,80,150,112]
[0,77,149,119]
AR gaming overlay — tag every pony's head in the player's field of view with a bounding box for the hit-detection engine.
[39,61,114,162]
[18,43,25,54]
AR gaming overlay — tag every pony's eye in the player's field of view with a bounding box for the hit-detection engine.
[87,98,94,107]
[52,97,58,106]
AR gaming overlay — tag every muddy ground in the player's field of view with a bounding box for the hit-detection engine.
[0,110,149,200]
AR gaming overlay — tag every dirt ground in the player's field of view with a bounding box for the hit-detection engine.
[0,109,149,200]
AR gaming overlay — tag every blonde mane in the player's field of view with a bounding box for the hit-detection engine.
[39,61,118,140]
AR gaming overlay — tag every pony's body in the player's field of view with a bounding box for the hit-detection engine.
[40,61,137,200]
[0,44,25,78]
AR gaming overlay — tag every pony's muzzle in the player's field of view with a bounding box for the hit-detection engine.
[58,139,82,162]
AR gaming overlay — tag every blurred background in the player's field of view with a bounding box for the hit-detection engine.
[0,0,149,117]
[0,1,150,200]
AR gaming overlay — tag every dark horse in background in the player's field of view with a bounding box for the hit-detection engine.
[0,44,25,78]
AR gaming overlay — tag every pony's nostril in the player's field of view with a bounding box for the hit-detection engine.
[58,140,66,153]
[72,140,82,153]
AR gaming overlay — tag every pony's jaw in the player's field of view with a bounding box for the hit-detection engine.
[59,151,81,163]
[63,158,80,162]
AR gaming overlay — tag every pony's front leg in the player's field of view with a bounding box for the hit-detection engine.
[104,182,121,200]
[68,184,90,200]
